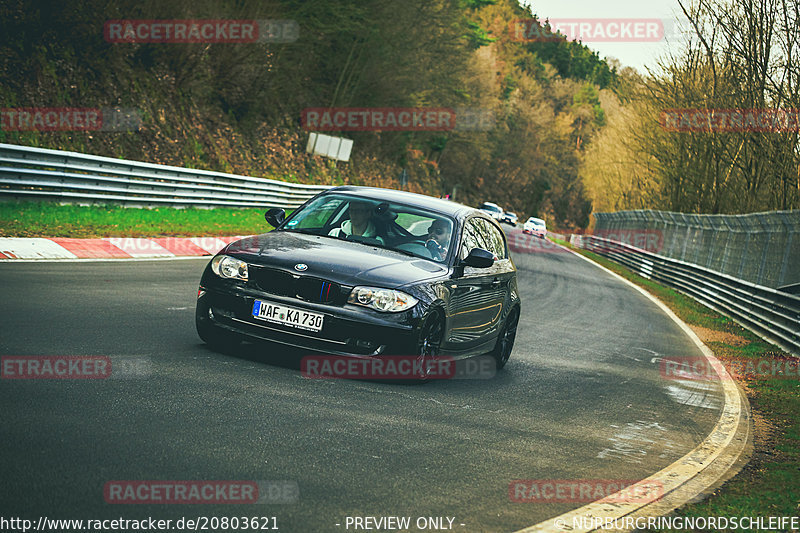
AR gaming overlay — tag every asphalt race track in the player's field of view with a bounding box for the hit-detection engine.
[0,230,726,532]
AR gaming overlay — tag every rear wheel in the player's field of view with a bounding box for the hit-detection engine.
[492,307,519,369]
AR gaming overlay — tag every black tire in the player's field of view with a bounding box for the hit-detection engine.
[492,307,519,369]
[415,310,444,381]
[196,314,240,351]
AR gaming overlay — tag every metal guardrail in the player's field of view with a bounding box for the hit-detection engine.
[593,209,800,290]
[571,233,800,357]
[0,143,331,208]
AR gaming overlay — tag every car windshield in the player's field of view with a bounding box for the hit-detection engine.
[281,194,456,262]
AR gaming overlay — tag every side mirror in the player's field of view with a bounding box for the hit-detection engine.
[265,208,286,227]
[461,248,495,268]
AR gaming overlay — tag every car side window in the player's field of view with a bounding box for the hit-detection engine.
[460,218,483,260]
[460,217,507,260]
[477,218,508,259]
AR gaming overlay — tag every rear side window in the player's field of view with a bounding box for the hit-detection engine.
[460,219,483,260]
[478,218,507,259]
[460,217,508,260]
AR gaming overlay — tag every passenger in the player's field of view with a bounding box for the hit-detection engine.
[424,219,451,261]
[328,200,385,244]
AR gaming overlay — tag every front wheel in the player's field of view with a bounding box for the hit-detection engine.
[196,307,240,351]
[491,307,519,369]
[416,310,444,381]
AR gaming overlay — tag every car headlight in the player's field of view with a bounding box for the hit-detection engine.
[347,286,418,312]
[211,255,249,281]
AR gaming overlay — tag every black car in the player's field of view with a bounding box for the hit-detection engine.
[195,186,520,375]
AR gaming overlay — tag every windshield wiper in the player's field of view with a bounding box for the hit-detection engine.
[283,227,322,236]
[374,241,434,260]
[383,246,417,257]
[285,229,426,259]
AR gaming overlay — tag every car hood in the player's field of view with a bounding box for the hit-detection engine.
[224,231,449,287]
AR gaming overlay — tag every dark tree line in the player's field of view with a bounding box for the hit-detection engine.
[0,0,619,228]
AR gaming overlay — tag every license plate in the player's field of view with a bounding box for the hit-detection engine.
[252,300,324,332]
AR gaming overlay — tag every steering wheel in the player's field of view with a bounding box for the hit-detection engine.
[395,239,435,259]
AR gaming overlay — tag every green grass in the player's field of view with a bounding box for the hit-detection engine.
[0,201,277,237]
[552,237,800,528]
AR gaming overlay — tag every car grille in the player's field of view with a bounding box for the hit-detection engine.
[250,266,343,305]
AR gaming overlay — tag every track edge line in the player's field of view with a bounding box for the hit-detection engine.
[511,243,752,533]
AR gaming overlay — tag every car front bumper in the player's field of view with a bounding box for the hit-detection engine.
[524,228,545,237]
[196,285,421,357]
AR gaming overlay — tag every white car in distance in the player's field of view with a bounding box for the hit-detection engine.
[478,202,504,221]
[523,217,547,238]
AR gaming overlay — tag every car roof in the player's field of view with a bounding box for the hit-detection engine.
[322,186,479,219]
[527,217,545,223]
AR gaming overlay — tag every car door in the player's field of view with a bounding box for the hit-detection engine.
[476,216,516,325]
[445,217,508,353]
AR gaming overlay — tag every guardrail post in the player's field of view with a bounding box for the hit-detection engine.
[691,215,704,265]
[756,214,771,286]
[665,211,678,258]
[778,212,796,287]
[738,231,751,279]
[706,216,719,269]
[718,216,733,274]
[680,214,692,261]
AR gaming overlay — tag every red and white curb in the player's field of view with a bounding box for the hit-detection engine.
[0,236,248,260]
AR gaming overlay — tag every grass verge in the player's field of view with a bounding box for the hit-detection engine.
[0,201,277,237]
[550,237,800,529]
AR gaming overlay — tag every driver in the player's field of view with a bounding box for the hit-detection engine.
[424,219,451,261]
[328,200,385,244]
